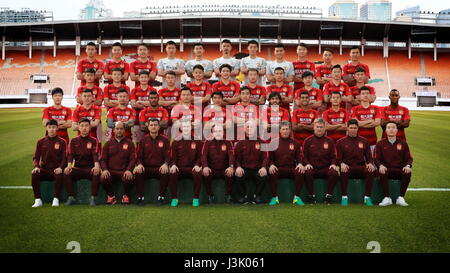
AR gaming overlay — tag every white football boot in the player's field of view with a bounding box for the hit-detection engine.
[378,197,393,207]
[32,199,43,208]
[396,196,409,207]
[52,198,60,207]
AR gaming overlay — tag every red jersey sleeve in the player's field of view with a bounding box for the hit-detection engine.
[205,82,212,96]
[234,82,241,95]
[343,83,351,96]
[323,83,330,96]
[77,61,83,73]
[42,108,50,120]
[282,109,290,121]
[287,85,294,97]
[130,88,137,100]
[107,108,114,119]
[342,64,350,76]
[344,109,351,123]
[129,61,137,74]
[123,62,130,73]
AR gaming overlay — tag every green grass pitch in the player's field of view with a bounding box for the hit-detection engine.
[0,108,449,253]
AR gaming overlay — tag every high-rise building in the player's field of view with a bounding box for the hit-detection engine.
[79,0,112,20]
[360,0,392,21]
[0,8,53,23]
[328,0,358,19]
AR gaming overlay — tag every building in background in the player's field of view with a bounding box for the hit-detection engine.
[328,0,358,19]
[395,5,420,22]
[79,0,112,20]
[123,11,141,18]
[0,8,53,23]
[360,0,392,21]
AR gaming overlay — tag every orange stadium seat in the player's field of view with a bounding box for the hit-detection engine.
[41,49,77,95]
[423,52,450,98]
[388,51,422,97]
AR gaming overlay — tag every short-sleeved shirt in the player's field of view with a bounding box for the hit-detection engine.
[129,59,158,87]
[294,87,323,104]
[103,84,130,105]
[266,84,294,110]
[266,60,295,81]
[240,56,267,85]
[203,106,232,124]
[42,106,72,140]
[131,86,158,125]
[72,104,102,138]
[77,58,104,86]
[261,106,290,124]
[380,105,410,141]
[158,88,181,113]
[138,106,169,135]
[292,108,319,145]
[157,58,186,88]
[186,81,212,108]
[349,85,376,100]
[315,63,333,89]
[343,62,371,86]
[185,59,214,77]
[213,57,241,81]
[170,104,202,123]
[322,108,350,142]
[351,105,382,145]
[212,81,241,101]
[232,103,259,123]
[104,60,130,85]
[107,106,137,138]
[247,85,267,104]
[292,60,316,90]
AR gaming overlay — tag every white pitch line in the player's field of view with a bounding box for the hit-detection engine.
[0,186,449,191]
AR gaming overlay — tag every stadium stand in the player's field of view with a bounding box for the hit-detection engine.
[423,52,450,98]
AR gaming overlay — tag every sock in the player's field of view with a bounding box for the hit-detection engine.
[364,196,369,199]
[342,196,348,199]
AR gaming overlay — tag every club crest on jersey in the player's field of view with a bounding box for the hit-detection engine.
[120,64,125,68]
[221,144,227,151]
[396,144,402,150]
[312,91,316,96]
[174,92,179,97]
[90,111,95,116]
[358,142,364,149]
[62,110,67,115]
[370,109,375,114]
[289,143,295,150]
[87,142,92,149]
[399,109,404,115]
[54,143,60,150]
[126,111,130,116]
[310,113,314,118]
[256,89,260,94]
[324,143,329,149]
[283,87,288,92]
[340,86,344,91]
[123,144,128,150]
[231,85,235,91]
[202,85,206,91]
[255,143,261,150]
[147,64,152,69]
[340,112,345,118]
[306,64,310,68]
[93,90,97,95]
[158,112,163,117]
[93,63,98,68]
[191,143,196,149]
[158,141,164,148]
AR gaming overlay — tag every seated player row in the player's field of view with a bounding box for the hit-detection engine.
[32,118,412,208]
[77,40,370,93]
[46,84,410,150]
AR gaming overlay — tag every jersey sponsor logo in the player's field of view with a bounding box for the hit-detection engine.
[54,143,60,150]
[324,143,329,149]
[358,142,364,149]
[396,143,402,151]
[221,144,227,151]
[123,143,129,150]
[158,141,164,148]
[289,143,295,151]
[191,143,197,150]
[87,142,92,149]
[255,143,261,150]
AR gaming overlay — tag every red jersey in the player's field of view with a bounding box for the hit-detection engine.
[266,84,294,110]
[72,104,102,138]
[232,103,259,122]
[343,62,371,86]
[104,60,130,84]
[261,106,290,124]
[315,63,333,89]
[212,81,241,100]
[170,104,202,123]
[77,58,104,86]
[292,60,315,90]
[107,106,137,138]
[42,106,72,140]
[380,105,410,141]
[349,85,376,100]
[247,85,267,103]
[351,105,382,145]
[186,81,212,108]
[292,108,319,145]
[294,87,323,103]
[203,106,232,124]
[131,86,157,125]
[103,84,130,103]
[129,59,158,87]
[77,85,103,102]
[322,108,350,142]
[323,81,351,108]
[158,88,181,113]
[138,106,169,135]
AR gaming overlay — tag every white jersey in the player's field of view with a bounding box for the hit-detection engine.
[213,56,241,81]
[185,59,214,80]
[240,56,267,85]
[266,60,295,82]
[157,58,186,88]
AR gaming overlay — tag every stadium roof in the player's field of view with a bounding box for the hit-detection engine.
[1,15,450,43]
